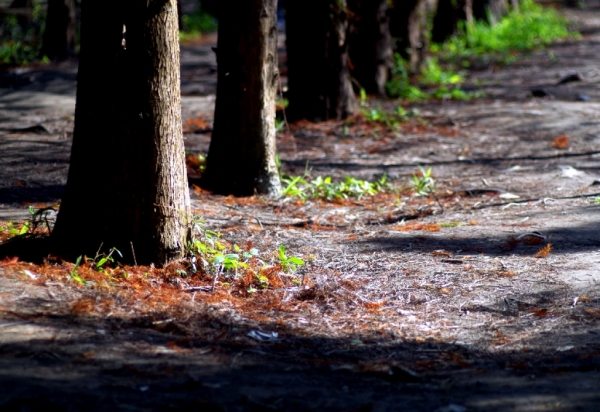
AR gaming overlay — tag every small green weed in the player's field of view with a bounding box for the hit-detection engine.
[387,55,477,100]
[278,244,305,273]
[275,117,286,132]
[411,166,435,196]
[187,217,304,290]
[281,174,389,201]
[89,247,122,272]
[70,256,87,285]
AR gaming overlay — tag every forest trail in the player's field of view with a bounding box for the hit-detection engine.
[1,5,600,412]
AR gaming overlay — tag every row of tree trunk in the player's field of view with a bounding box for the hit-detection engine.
[51,0,520,266]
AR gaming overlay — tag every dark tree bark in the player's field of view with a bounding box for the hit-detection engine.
[286,0,357,122]
[200,0,280,197]
[348,0,392,96]
[389,0,430,74]
[431,0,467,44]
[40,0,76,61]
[52,0,192,266]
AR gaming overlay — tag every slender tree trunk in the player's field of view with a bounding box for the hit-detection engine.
[465,0,474,23]
[40,0,76,61]
[348,0,392,96]
[511,0,519,12]
[473,0,508,24]
[200,0,280,197]
[390,0,430,75]
[286,0,357,122]
[52,0,191,266]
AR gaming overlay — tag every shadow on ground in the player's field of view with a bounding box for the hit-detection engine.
[0,289,599,412]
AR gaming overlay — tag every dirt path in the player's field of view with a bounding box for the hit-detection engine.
[2,5,600,412]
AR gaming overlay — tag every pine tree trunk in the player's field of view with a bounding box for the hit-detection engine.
[286,0,357,122]
[40,0,76,61]
[348,0,392,96]
[200,0,280,197]
[52,0,191,266]
[473,0,508,23]
[390,0,430,75]
[431,0,467,44]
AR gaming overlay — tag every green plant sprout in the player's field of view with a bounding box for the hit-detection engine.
[89,247,122,272]
[186,217,306,291]
[278,244,305,273]
[281,174,389,201]
[411,166,435,196]
[387,54,477,101]
[70,256,87,285]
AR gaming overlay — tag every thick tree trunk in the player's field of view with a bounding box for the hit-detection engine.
[40,0,76,61]
[286,0,357,122]
[348,0,392,96]
[200,0,280,197]
[52,0,191,266]
[390,0,430,75]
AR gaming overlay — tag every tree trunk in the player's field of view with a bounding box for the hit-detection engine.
[348,0,392,96]
[200,0,280,197]
[511,0,519,12]
[52,0,191,266]
[286,0,357,122]
[390,0,430,75]
[473,0,508,24]
[431,0,467,44]
[40,0,76,61]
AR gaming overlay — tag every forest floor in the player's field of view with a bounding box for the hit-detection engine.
[1,5,600,412]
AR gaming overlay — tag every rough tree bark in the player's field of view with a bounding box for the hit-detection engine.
[389,0,430,74]
[52,0,191,266]
[40,0,76,61]
[200,0,280,197]
[348,0,392,96]
[286,0,357,121]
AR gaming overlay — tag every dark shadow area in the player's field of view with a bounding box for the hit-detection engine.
[0,292,599,412]
[0,184,65,204]
[0,68,78,97]
[283,149,600,174]
[354,219,600,256]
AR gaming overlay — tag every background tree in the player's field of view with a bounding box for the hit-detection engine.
[474,0,509,24]
[200,0,280,197]
[40,0,76,61]
[389,0,431,74]
[52,0,191,266]
[432,0,467,44]
[286,0,357,121]
[348,0,392,96]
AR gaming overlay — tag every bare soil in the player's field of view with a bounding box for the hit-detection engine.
[1,5,600,412]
